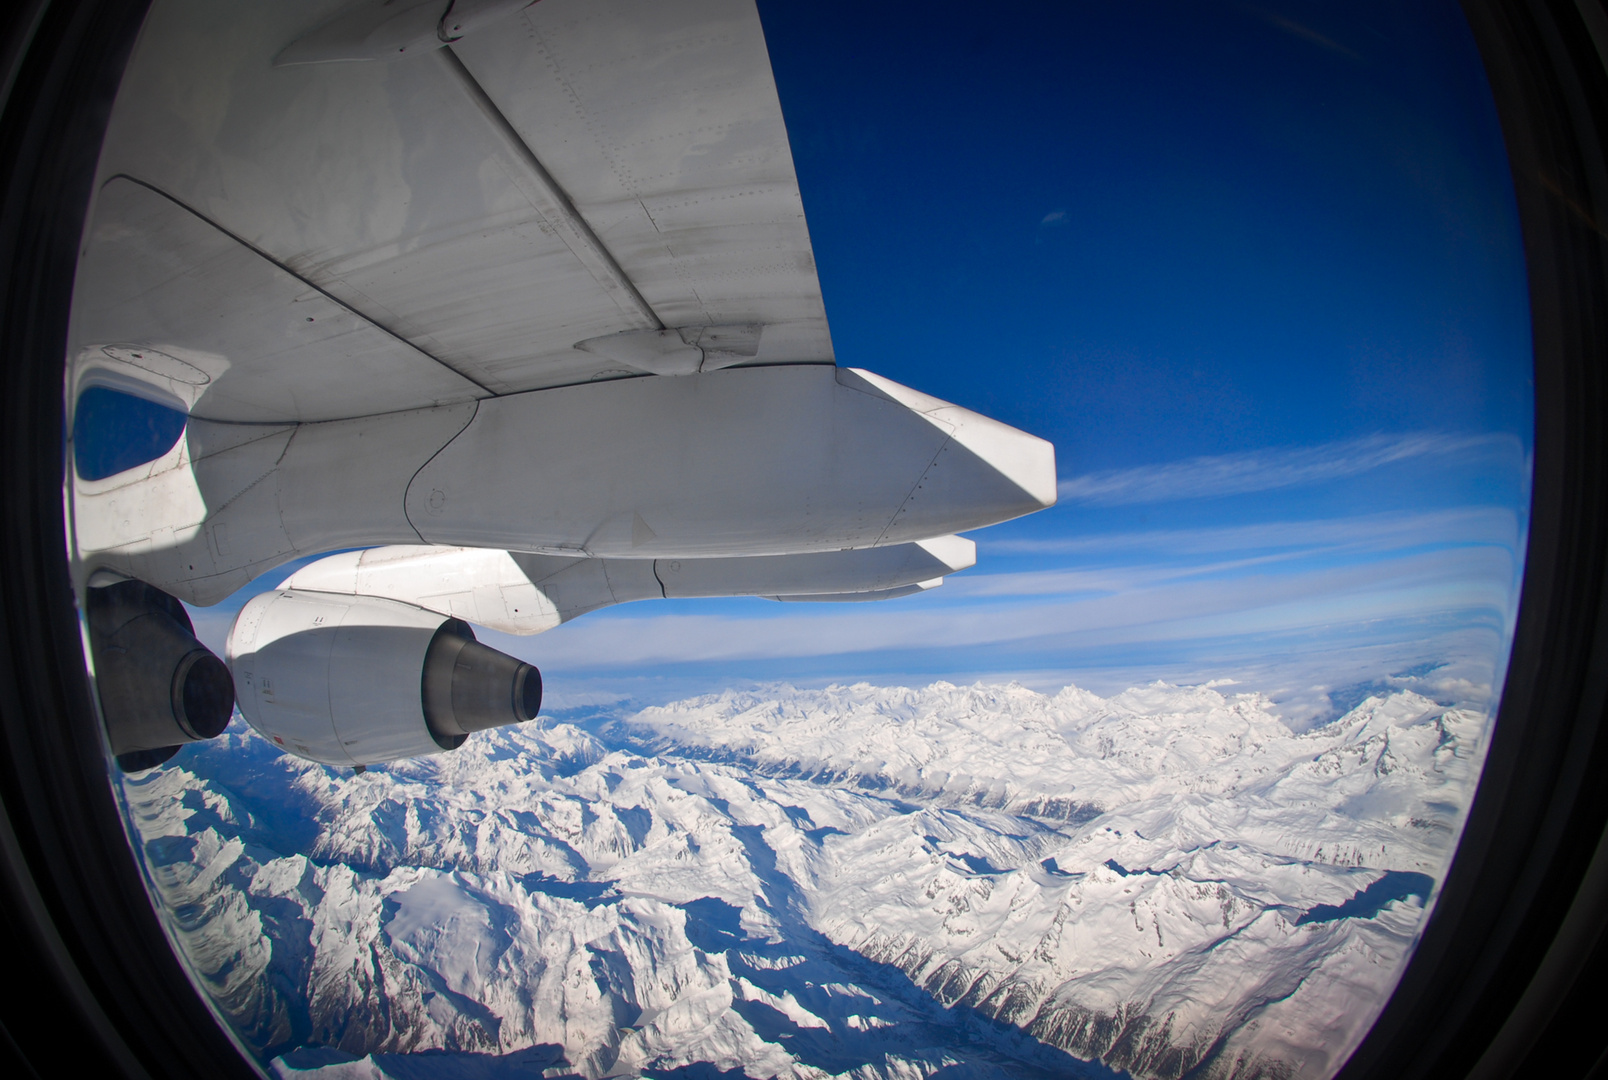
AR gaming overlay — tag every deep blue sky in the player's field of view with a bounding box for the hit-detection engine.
[757,0,1530,478]
[186,0,1534,724]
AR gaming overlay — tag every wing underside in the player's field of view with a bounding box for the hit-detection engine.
[73,0,833,422]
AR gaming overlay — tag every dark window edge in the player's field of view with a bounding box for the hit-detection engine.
[1335,1,1608,1077]
[0,3,261,1077]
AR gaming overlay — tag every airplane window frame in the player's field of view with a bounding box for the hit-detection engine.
[1335,2,1608,1076]
[0,1,1604,1077]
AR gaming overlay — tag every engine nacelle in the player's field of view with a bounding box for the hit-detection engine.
[87,579,235,772]
[225,589,540,766]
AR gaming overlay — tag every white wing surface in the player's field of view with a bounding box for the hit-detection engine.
[74,0,830,421]
[280,537,977,635]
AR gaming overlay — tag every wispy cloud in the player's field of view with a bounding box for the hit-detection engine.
[986,506,1525,560]
[1040,209,1069,227]
[1056,432,1522,506]
[505,544,1519,670]
[456,493,1527,717]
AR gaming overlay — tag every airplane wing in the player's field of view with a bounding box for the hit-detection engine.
[66,0,1058,769]
[72,0,832,421]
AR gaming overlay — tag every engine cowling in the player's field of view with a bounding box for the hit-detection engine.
[87,579,235,772]
[225,589,540,766]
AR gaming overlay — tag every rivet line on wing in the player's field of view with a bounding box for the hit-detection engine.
[872,436,953,548]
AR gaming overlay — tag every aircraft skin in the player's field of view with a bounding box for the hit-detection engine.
[64,0,1057,766]
[277,536,978,636]
[73,364,1050,607]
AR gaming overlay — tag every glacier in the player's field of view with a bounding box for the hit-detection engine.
[117,679,1488,1080]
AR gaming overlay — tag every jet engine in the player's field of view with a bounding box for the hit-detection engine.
[225,589,540,767]
[86,579,235,772]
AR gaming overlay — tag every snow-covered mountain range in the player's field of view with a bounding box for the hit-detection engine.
[119,678,1487,1080]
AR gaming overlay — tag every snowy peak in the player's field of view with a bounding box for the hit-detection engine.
[604,680,1478,825]
[122,677,1488,1080]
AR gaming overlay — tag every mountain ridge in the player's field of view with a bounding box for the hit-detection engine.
[120,677,1487,1079]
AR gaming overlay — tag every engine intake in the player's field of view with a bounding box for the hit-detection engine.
[86,579,234,772]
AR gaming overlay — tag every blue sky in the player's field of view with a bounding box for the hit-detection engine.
[189,0,1533,723]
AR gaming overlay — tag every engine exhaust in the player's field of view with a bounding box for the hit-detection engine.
[421,619,542,748]
[86,579,234,771]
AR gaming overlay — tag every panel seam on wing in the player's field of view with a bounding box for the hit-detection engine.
[402,400,481,543]
[103,174,497,401]
[872,435,954,549]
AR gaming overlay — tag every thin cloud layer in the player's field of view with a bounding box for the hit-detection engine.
[1057,432,1522,505]
[983,506,1525,562]
[510,543,1519,670]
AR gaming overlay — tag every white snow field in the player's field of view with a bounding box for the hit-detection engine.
[119,679,1487,1080]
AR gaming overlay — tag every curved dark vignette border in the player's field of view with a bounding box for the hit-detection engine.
[1335,1,1608,1078]
[3,1,1608,1078]
[0,3,259,1078]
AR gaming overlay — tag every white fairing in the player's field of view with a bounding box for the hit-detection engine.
[227,591,451,766]
[771,580,942,602]
[76,368,1047,605]
[407,368,1053,557]
[655,536,975,598]
[281,535,977,634]
[284,548,564,635]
